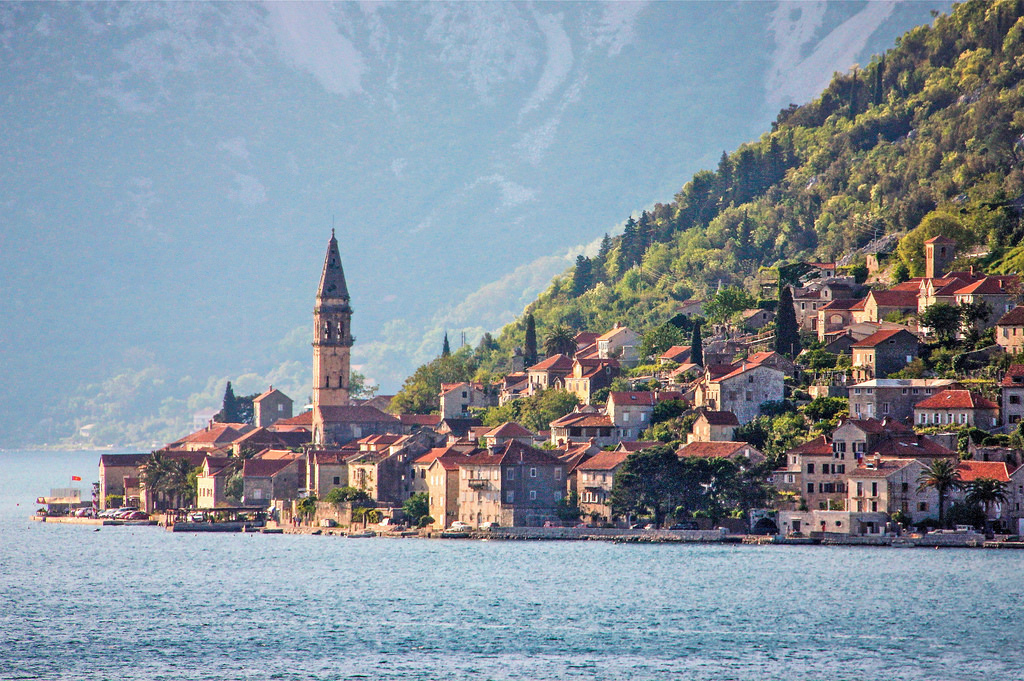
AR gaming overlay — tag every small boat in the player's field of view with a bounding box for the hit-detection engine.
[348,530,376,538]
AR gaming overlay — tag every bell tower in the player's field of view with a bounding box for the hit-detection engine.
[312,229,353,408]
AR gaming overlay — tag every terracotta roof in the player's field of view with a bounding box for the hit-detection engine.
[484,422,535,439]
[273,411,313,427]
[891,280,924,292]
[253,387,289,403]
[550,411,613,428]
[957,460,1011,483]
[463,439,561,467]
[574,332,600,345]
[171,422,254,447]
[576,450,630,471]
[677,441,757,459]
[660,345,691,362]
[869,435,954,459]
[315,405,399,424]
[609,391,656,407]
[597,325,635,341]
[400,413,442,427]
[914,389,998,410]
[255,449,303,461]
[242,458,295,478]
[698,410,739,426]
[851,328,916,348]
[868,289,918,308]
[710,362,783,384]
[820,298,864,311]
[555,442,598,471]
[1000,365,1024,388]
[955,276,1016,296]
[785,435,833,457]
[925,235,956,244]
[836,417,913,435]
[997,307,1024,327]
[849,299,867,311]
[100,453,151,467]
[849,458,915,478]
[745,351,787,365]
[528,354,574,372]
[309,448,360,466]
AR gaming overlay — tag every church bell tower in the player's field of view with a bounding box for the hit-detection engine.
[312,229,353,408]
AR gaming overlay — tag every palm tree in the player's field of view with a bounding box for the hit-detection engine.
[141,451,172,510]
[917,458,962,527]
[543,324,576,358]
[965,477,1009,531]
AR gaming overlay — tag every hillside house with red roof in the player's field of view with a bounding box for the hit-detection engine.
[483,422,536,448]
[953,276,1019,328]
[694,362,784,425]
[676,441,765,466]
[996,307,1024,354]
[848,378,958,423]
[1001,365,1024,426]
[440,381,493,419]
[563,357,620,405]
[242,458,303,505]
[689,410,739,443]
[420,446,481,529]
[252,387,293,427]
[526,354,574,393]
[576,450,631,524]
[913,389,999,429]
[851,329,919,381]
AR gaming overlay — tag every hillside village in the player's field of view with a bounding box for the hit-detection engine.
[80,230,1024,540]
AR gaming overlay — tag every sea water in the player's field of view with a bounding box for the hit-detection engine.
[2,449,1023,681]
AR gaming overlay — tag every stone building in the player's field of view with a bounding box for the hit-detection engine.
[847,378,958,423]
[995,307,1024,354]
[252,387,293,428]
[242,457,303,505]
[851,328,919,380]
[696,363,784,425]
[457,440,565,527]
[1001,365,1024,427]
[689,410,739,443]
[98,453,150,510]
[913,389,1000,429]
[439,382,492,419]
[575,450,630,525]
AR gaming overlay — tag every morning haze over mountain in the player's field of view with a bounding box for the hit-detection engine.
[0,1,951,448]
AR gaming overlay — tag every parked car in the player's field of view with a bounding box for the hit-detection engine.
[74,508,96,518]
[479,522,500,530]
[449,521,472,532]
[124,511,149,520]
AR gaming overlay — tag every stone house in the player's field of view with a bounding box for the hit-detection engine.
[549,409,616,447]
[575,450,630,525]
[496,372,529,405]
[482,422,536,448]
[457,440,565,527]
[776,436,848,511]
[792,288,824,332]
[660,345,691,365]
[913,389,1000,429]
[737,308,775,331]
[816,298,864,341]
[953,460,1012,527]
[847,378,958,423]
[953,276,1019,329]
[689,410,739,443]
[418,445,480,529]
[606,391,657,441]
[851,328,919,381]
[242,457,303,506]
[167,422,254,452]
[345,433,433,504]
[744,351,796,377]
[526,355,574,393]
[305,446,359,498]
[563,357,620,405]
[597,323,641,366]
[1001,365,1024,427]
[861,289,919,324]
[995,307,1024,354]
[696,363,785,425]
[312,404,403,447]
[98,453,150,509]
[1009,464,1024,535]
[554,440,602,495]
[195,456,239,509]
[846,457,927,524]
[439,382,493,419]
[252,387,293,427]
[830,417,914,464]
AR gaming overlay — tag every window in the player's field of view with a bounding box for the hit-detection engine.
[530,467,537,478]
[554,468,562,480]
[806,463,815,474]
[506,491,514,503]
[554,491,561,501]
[253,488,262,500]
[807,483,814,494]
[529,490,537,501]
[333,476,340,485]
[871,482,878,497]
[918,502,928,512]
[277,403,284,412]
[421,469,426,479]
[623,412,630,422]
[857,482,863,496]
[883,403,890,414]
[745,391,753,401]
[507,469,515,480]
[1011,396,1021,405]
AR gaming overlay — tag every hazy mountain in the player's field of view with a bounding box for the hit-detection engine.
[0,1,951,448]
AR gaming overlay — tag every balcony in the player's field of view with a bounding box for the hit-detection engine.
[467,478,489,489]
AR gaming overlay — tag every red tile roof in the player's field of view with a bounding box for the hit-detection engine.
[924,235,956,244]
[997,307,1024,327]
[528,354,574,372]
[609,391,656,407]
[869,435,955,459]
[315,405,400,424]
[171,423,254,447]
[677,441,758,459]
[955,276,1017,296]
[851,328,916,348]
[913,389,998,410]
[958,460,1011,483]
[100,453,151,467]
[698,410,739,426]
[785,435,833,457]
[242,458,295,478]
[463,439,562,467]
[273,411,313,427]
[710,362,782,384]
[848,458,915,478]
[576,450,630,471]
[253,387,288,403]
[614,441,661,453]
[400,413,442,427]
[1000,365,1024,388]
[868,289,919,308]
[484,422,535,439]
[660,345,692,362]
[836,417,913,435]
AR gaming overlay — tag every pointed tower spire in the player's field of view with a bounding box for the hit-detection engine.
[318,231,349,301]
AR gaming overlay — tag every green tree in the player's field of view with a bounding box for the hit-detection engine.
[891,261,910,285]
[691,322,704,367]
[705,287,757,323]
[441,332,451,357]
[217,381,241,423]
[801,397,848,423]
[543,325,576,358]
[296,495,318,522]
[325,486,372,505]
[389,348,477,414]
[571,255,593,297]
[402,492,430,523]
[350,370,379,399]
[611,446,684,527]
[964,477,1009,530]
[917,458,962,527]
[959,300,992,332]
[639,322,686,360]
[920,303,963,345]
[524,313,538,367]
[897,211,974,277]
[555,491,582,523]
[775,285,801,357]
[651,399,687,426]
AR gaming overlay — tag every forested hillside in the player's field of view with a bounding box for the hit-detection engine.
[392,0,1024,412]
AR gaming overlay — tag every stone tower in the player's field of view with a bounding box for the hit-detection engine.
[312,230,353,408]
[924,235,956,279]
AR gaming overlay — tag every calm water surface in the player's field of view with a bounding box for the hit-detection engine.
[2,450,1023,680]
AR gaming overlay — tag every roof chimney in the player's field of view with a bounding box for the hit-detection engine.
[873,454,881,470]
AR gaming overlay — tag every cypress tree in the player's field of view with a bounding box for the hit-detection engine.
[690,322,703,367]
[571,255,592,297]
[220,381,240,423]
[775,285,802,357]
[441,332,451,357]
[524,313,538,367]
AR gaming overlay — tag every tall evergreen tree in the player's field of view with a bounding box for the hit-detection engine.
[775,285,801,357]
[441,332,451,357]
[571,255,592,297]
[219,381,240,423]
[621,217,639,269]
[524,313,538,367]
[691,322,704,367]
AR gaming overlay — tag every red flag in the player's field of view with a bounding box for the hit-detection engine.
[71,475,82,481]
